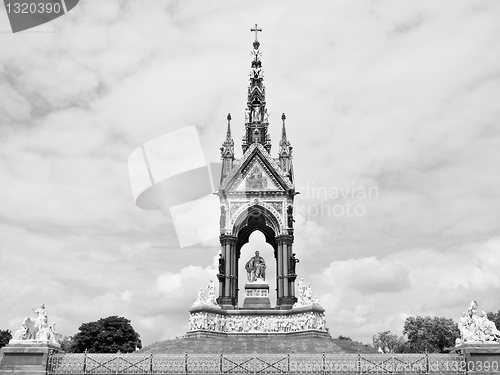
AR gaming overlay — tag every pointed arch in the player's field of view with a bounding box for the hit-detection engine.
[232,204,281,258]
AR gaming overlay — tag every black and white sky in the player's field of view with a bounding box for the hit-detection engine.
[1,0,500,346]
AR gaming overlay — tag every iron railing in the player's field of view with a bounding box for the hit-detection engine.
[47,351,466,375]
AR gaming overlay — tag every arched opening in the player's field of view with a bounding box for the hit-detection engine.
[238,230,277,307]
[232,204,280,308]
[232,204,281,246]
[218,203,294,310]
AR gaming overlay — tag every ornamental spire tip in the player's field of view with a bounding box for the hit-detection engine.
[251,23,262,49]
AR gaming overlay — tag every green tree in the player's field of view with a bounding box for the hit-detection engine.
[60,336,77,352]
[69,316,142,353]
[487,311,500,330]
[403,316,459,353]
[337,335,352,341]
[0,329,12,349]
[372,331,407,353]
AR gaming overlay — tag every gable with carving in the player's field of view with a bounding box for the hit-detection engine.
[221,144,293,194]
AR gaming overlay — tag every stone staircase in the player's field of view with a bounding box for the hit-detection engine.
[140,336,376,354]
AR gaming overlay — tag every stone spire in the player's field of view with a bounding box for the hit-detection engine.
[242,24,271,154]
[278,113,293,180]
[220,113,234,182]
[225,113,233,144]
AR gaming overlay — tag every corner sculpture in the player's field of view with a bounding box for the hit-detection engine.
[293,278,320,308]
[192,280,218,308]
[9,304,61,347]
[456,300,500,345]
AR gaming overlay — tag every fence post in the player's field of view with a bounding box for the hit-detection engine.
[460,351,467,374]
[322,352,326,375]
[184,351,188,375]
[149,350,153,375]
[287,349,290,375]
[219,350,223,375]
[425,350,429,375]
[83,349,87,375]
[358,350,361,375]
[46,349,53,375]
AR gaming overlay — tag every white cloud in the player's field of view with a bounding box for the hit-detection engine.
[324,257,411,295]
[1,0,500,347]
[313,238,500,343]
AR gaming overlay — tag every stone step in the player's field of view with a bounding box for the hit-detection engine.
[140,337,376,355]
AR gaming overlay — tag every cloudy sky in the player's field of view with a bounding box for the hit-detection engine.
[1,1,500,347]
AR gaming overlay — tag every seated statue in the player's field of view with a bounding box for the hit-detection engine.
[11,317,33,341]
[35,316,50,340]
[245,251,266,282]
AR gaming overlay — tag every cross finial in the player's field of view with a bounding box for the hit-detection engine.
[251,23,262,42]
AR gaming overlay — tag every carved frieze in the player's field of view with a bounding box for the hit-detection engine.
[188,310,327,333]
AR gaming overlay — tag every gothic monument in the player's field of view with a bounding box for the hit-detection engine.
[187,25,328,337]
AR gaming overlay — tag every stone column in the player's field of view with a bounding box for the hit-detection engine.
[231,239,238,306]
[282,240,289,297]
[276,234,296,309]
[218,234,237,309]
[224,239,231,297]
[276,240,283,304]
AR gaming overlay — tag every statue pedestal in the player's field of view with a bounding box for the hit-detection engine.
[453,342,500,375]
[0,342,61,375]
[242,282,271,310]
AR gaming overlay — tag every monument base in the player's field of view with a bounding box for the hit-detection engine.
[242,282,271,309]
[188,304,328,336]
[453,342,500,375]
[278,296,297,310]
[0,342,61,375]
[216,296,237,310]
[185,329,331,339]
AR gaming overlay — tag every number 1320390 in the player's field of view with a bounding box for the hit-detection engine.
[5,2,62,14]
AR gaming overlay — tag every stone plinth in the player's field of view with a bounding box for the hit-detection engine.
[188,304,329,337]
[453,342,500,375]
[0,343,60,375]
[242,282,271,309]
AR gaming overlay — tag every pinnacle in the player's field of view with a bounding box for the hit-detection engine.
[281,113,287,141]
